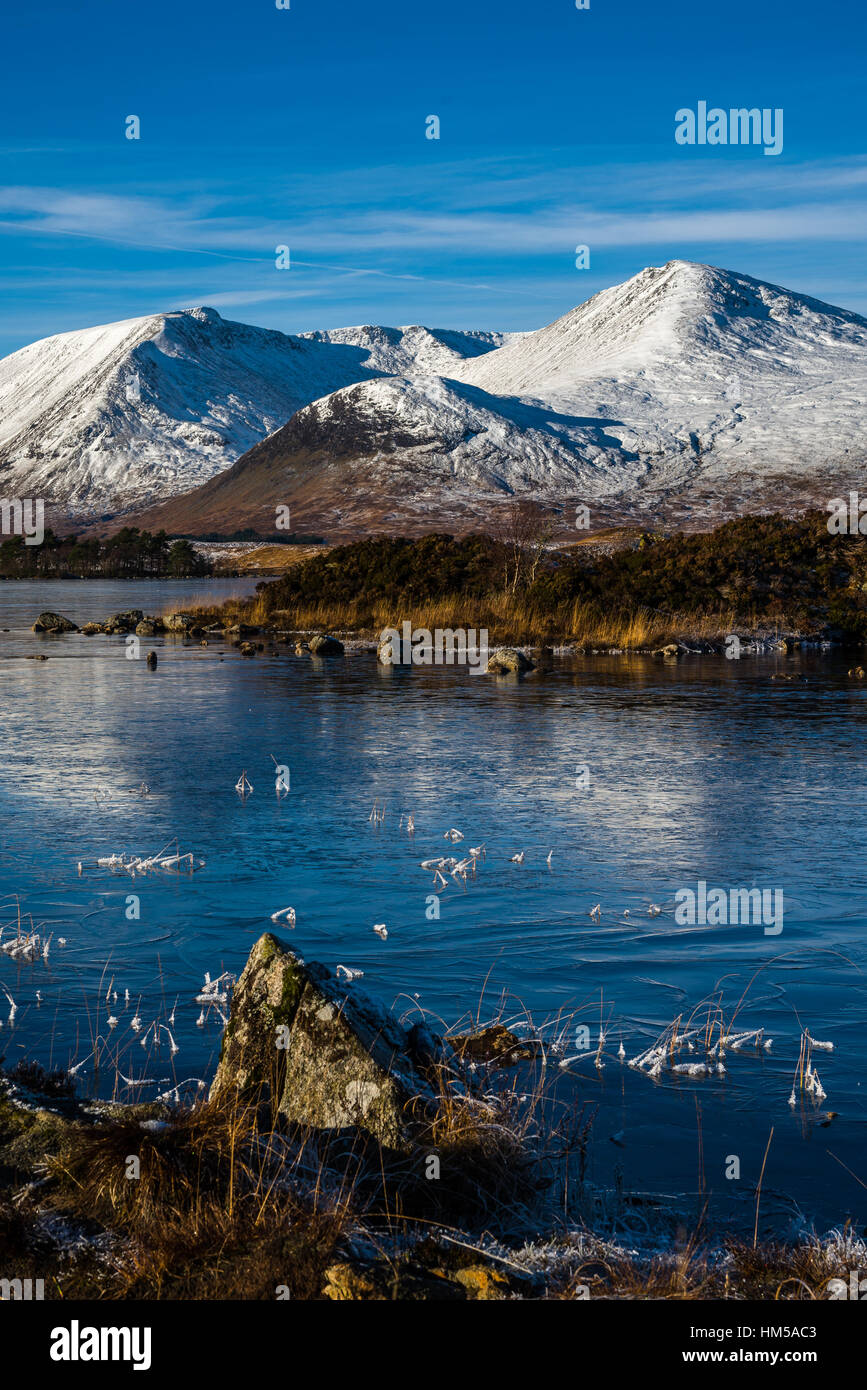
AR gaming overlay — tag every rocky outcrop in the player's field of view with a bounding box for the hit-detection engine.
[308,633,344,656]
[80,622,104,635]
[104,609,143,634]
[210,933,448,1149]
[31,612,78,633]
[486,646,535,675]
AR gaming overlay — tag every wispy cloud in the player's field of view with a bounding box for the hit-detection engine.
[1,151,866,352]
[2,154,867,262]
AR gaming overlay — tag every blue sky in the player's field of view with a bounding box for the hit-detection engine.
[0,0,865,354]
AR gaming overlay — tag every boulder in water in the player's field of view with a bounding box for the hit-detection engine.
[485,646,534,675]
[308,634,344,656]
[104,610,144,634]
[32,612,78,634]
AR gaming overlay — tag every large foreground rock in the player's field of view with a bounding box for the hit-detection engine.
[32,611,78,633]
[211,934,447,1149]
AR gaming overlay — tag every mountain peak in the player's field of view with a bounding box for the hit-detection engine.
[173,305,224,324]
[456,260,867,400]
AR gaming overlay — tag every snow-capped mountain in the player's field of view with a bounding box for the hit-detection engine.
[125,261,867,538]
[0,307,508,518]
[5,261,867,535]
[455,258,867,496]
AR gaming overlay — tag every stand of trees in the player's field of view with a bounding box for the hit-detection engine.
[257,508,867,640]
[0,528,211,579]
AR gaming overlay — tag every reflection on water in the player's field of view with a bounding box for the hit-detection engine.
[1,580,866,1235]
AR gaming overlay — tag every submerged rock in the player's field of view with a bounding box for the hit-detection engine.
[309,633,344,656]
[486,646,535,675]
[32,611,78,633]
[211,933,448,1149]
[450,1024,544,1066]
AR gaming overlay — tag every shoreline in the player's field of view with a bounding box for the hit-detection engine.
[24,605,851,660]
[2,925,861,1304]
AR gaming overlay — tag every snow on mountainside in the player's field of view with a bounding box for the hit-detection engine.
[298,323,515,377]
[0,307,351,514]
[6,261,867,536]
[0,307,508,517]
[452,260,867,489]
[125,260,867,539]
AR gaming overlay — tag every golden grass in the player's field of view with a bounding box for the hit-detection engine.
[4,1052,854,1300]
[554,1234,855,1301]
[160,587,747,650]
[41,1087,354,1299]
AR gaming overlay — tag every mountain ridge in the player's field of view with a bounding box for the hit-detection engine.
[122,260,867,538]
[0,306,507,519]
[3,260,866,537]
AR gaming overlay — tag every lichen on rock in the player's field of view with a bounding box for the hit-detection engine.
[211,933,447,1149]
